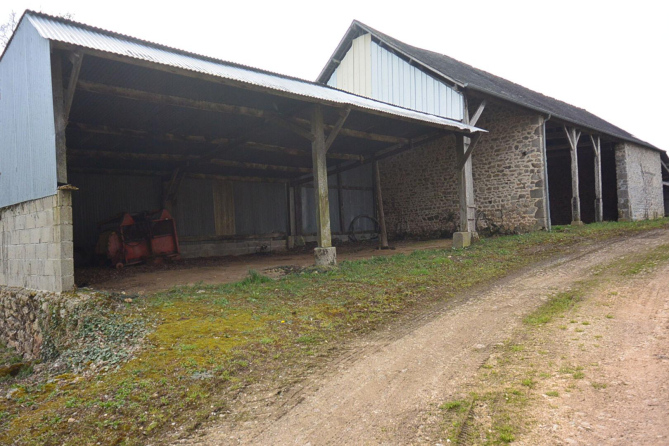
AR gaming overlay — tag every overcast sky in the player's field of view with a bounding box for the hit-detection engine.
[2,0,669,151]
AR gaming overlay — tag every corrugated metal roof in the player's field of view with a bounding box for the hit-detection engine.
[24,11,482,134]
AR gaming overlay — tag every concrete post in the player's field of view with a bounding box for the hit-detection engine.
[311,105,336,266]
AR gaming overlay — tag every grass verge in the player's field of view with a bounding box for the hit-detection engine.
[0,219,667,445]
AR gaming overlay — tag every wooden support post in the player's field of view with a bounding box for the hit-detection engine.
[373,161,389,249]
[455,97,480,234]
[294,185,303,237]
[590,135,603,222]
[51,52,68,184]
[336,172,346,235]
[311,105,332,249]
[563,126,582,225]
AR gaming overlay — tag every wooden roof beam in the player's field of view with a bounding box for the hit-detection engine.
[69,122,363,161]
[77,80,410,144]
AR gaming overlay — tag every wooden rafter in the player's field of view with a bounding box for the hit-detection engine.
[68,149,312,173]
[63,51,83,120]
[69,122,363,161]
[77,80,410,144]
[69,166,290,183]
[324,107,351,152]
[469,100,487,127]
[293,131,444,186]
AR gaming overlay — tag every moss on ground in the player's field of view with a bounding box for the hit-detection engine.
[0,218,667,445]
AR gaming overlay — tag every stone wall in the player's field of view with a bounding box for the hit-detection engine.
[0,190,74,292]
[472,101,548,232]
[0,286,97,359]
[615,142,665,221]
[378,99,547,238]
[379,135,460,238]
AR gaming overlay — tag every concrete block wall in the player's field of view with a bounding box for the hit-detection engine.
[471,101,548,232]
[615,142,665,221]
[0,190,74,292]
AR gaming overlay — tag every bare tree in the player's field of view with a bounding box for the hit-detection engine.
[0,11,74,52]
[0,11,18,50]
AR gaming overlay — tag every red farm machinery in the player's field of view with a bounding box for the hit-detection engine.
[96,209,180,268]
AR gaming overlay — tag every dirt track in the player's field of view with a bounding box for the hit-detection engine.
[177,229,668,445]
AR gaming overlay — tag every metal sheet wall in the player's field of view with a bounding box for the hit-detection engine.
[173,177,216,236]
[233,182,288,235]
[70,173,163,249]
[326,34,463,121]
[370,41,463,120]
[0,20,58,208]
[299,164,374,235]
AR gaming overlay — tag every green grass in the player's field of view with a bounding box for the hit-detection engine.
[523,289,584,326]
[0,218,666,446]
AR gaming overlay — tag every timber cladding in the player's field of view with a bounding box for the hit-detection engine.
[379,101,548,238]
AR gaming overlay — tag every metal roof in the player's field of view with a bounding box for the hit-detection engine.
[318,20,661,152]
[23,11,482,134]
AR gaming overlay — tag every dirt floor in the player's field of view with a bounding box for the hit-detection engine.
[174,229,669,445]
[76,239,452,293]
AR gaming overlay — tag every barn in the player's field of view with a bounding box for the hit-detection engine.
[318,21,668,236]
[0,12,666,296]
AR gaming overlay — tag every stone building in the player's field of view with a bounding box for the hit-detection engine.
[317,21,667,235]
[0,12,667,300]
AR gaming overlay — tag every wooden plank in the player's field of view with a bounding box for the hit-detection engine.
[457,132,482,171]
[51,51,68,183]
[270,115,315,141]
[77,81,411,144]
[68,149,312,173]
[469,99,487,127]
[71,122,363,161]
[457,98,476,233]
[373,161,389,249]
[324,107,351,152]
[311,105,332,248]
[590,135,603,222]
[63,51,83,121]
[336,172,346,234]
[564,126,581,223]
[69,166,289,183]
[213,179,236,236]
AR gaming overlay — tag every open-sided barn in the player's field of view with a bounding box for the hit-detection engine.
[0,12,666,297]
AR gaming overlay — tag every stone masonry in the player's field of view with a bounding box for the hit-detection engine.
[472,101,548,232]
[615,142,665,221]
[379,135,460,238]
[379,100,547,238]
[0,190,74,293]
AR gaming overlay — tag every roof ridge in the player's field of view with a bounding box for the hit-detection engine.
[23,9,325,88]
[348,20,659,151]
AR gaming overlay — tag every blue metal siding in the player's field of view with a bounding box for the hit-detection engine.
[0,20,57,208]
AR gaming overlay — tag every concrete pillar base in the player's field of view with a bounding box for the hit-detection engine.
[314,247,337,267]
[570,220,584,226]
[453,232,474,249]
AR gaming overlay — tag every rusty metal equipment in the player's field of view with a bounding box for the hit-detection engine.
[96,209,180,267]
